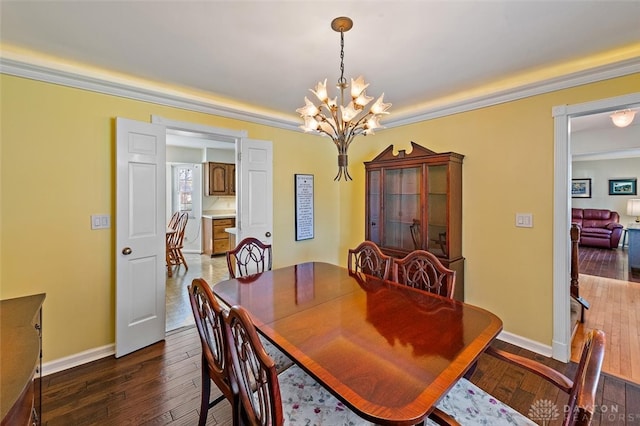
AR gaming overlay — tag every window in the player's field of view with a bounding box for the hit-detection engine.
[175,166,193,214]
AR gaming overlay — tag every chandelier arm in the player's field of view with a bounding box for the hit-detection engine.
[343,113,372,142]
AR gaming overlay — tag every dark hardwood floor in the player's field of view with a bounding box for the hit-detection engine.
[578,245,640,283]
[41,326,640,425]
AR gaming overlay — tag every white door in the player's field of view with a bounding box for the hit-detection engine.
[237,138,273,247]
[116,117,166,358]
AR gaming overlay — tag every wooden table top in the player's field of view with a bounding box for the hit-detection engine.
[213,262,502,425]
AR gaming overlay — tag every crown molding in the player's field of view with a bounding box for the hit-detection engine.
[0,57,301,132]
[2,55,639,132]
[386,57,640,128]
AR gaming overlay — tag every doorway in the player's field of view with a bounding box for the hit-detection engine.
[154,116,247,332]
[552,92,640,363]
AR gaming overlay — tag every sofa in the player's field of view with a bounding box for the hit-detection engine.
[571,208,624,249]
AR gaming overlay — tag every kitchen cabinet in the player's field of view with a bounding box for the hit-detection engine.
[364,142,465,300]
[203,217,236,256]
[1,293,45,426]
[205,162,235,196]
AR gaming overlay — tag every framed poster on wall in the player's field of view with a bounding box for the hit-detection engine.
[571,178,592,198]
[295,174,314,240]
[608,178,637,195]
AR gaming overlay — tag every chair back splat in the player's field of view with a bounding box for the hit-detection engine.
[430,329,606,426]
[225,305,283,425]
[226,237,272,278]
[392,249,456,299]
[347,241,392,280]
[188,279,238,426]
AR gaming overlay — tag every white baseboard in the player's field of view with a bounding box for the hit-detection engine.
[498,330,553,359]
[42,344,115,377]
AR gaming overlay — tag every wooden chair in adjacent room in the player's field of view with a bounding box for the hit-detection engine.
[168,210,180,229]
[187,278,238,426]
[224,304,376,425]
[166,212,189,275]
[428,329,606,426]
[347,240,392,280]
[392,249,456,299]
[226,237,272,278]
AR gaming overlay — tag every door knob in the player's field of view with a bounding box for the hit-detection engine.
[265,232,272,238]
[122,247,132,255]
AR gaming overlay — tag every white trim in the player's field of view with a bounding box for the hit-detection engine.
[552,106,572,362]
[552,92,640,362]
[387,57,640,128]
[152,115,247,140]
[0,57,300,132]
[498,330,553,358]
[2,55,639,132]
[42,344,115,376]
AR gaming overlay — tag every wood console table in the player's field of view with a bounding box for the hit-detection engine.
[1,293,45,425]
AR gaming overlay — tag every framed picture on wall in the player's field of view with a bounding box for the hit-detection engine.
[572,178,592,198]
[608,178,637,195]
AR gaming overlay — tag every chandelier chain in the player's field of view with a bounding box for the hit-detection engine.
[339,30,346,86]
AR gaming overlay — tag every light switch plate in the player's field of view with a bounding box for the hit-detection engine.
[91,214,111,230]
[515,213,533,228]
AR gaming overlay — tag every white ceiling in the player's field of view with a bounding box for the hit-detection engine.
[1,1,639,129]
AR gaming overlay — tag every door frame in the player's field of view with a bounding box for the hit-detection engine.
[552,91,640,362]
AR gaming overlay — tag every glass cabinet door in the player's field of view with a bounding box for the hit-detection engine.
[367,170,381,245]
[427,164,448,257]
[382,167,421,251]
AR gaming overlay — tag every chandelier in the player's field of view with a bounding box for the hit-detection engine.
[296,17,391,181]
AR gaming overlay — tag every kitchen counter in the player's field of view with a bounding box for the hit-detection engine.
[202,211,236,219]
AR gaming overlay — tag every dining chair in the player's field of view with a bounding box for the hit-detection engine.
[168,210,180,229]
[224,304,376,425]
[226,237,272,278]
[167,212,189,275]
[392,250,456,299]
[187,278,238,426]
[428,329,606,426]
[347,240,392,280]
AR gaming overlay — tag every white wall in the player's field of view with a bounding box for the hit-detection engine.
[572,157,640,224]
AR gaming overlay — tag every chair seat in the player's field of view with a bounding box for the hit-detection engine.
[430,378,536,426]
[261,335,295,373]
[278,364,375,425]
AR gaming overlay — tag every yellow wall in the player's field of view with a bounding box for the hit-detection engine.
[2,71,639,364]
[0,75,339,361]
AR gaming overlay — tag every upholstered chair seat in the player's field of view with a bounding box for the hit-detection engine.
[428,378,536,425]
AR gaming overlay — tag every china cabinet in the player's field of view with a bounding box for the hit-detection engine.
[365,142,465,300]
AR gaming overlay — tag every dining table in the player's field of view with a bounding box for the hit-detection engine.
[213,261,503,425]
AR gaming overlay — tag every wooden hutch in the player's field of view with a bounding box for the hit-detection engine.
[364,142,465,300]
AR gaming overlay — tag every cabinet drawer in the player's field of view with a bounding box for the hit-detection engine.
[213,218,234,227]
[214,239,230,254]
